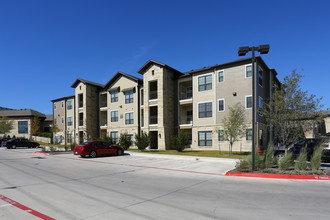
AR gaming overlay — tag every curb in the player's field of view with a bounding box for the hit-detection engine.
[34,152,49,156]
[225,172,330,180]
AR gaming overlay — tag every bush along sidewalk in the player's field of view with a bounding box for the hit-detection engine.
[233,142,330,176]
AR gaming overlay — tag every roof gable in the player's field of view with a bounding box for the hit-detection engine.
[137,60,183,75]
[103,72,142,90]
[71,78,104,88]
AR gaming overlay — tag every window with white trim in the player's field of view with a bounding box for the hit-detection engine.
[110,91,118,103]
[246,129,252,140]
[125,112,134,125]
[218,99,225,112]
[246,65,252,78]
[198,102,212,118]
[111,111,118,122]
[218,71,224,82]
[67,100,72,110]
[67,116,73,126]
[198,74,212,91]
[110,131,118,144]
[246,96,252,109]
[218,130,224,141]
[198,131,212,146]
[125,91,134,104]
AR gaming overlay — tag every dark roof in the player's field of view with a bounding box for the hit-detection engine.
[51,95,75,102]
[45,114,53,121]
[103,72,142,90]
[0,107,14,111]
[137,60,183,75]
[71,78,104,88]
[184,57,271,75]
[0,109,46,118]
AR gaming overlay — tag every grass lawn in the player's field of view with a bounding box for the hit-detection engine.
[129,149,249,160]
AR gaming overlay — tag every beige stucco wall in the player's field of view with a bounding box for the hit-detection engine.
[103,75,140,145]
[325,117,330,134]
[141,64,177,150]
[2,118,33,139]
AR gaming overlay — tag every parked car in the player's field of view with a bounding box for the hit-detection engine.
[0,138,9,147]
[73,141,124,158]
[3,138,40,149]
[321,140,330,163]
[285,138,330,162]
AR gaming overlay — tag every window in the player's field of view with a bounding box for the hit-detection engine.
[198,131,212,146]
[67,133,72,144]
[54,103,56,109]
[125,112,134,125]
[198,74,212,91]
[78,94,83,108]
[258,66,263,86]
[246,96,252,109]
[67,116,73,126]
[246,65,252,78]
[110,91,118,103]
[61,117,64,124]
[111,111,118,122]
[218,130,224,141]
[18,121,28,134]
[152,70,155,75]
[198,102,212,118]
[54,118,57,124]
[246,129,252,140]
[61,101,64,108]
[218,99,225,112]
[110,131,118,144]
[67,100,72,110]
[259,97,263,108]
[218,71,224,82]
[125,91,134,104]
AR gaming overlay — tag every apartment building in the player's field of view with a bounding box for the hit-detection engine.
[51,95,75,144]
[71,79,104,144]
[99,72,142,145]
[52,56,280,151]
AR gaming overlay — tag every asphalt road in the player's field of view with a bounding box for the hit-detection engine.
[0,147,329,220]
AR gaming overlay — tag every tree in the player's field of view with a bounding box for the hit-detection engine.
[119,132,132,150]
[221,103,247,155]
[135,132,150,151]
[31,116,40,139]
[171,132,190,152]
[0,116,14,136]
[261,70,323,147]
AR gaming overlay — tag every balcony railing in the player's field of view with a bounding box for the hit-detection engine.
[100,101,107,108]
[79,101,83,108]
[180,92,193,100]
[149,116,158,125]
[149,91,158,100]
[100,121,107,127]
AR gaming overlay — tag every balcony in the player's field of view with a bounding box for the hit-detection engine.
[149,91,157,100]
[179,80,192,105]
[149,116,158,125]
[149,106,158,125]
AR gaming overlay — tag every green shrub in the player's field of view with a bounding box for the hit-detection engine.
[101,133,113,144]
[279,152,293,170]
[246,146,262,169]
[135,132,150,151]
[310,147,323,170]
[38,132,53,138]
[171,132,190,152]
[235,159,250,170]
[119,132,132,150]
[295,149,307,171]
[263,143,275,169]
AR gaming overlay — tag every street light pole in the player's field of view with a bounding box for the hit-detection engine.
[238,44,269,171]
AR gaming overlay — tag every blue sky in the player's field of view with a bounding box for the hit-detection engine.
[1,0,329,114]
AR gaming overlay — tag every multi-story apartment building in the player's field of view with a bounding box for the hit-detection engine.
[51,95,75,144]
[52,57,280,151]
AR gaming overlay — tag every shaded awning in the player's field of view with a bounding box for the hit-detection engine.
[122,87,136,93]
[109,86,120,92]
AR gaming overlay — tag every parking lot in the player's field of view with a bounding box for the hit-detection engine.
[1,147,330,219]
